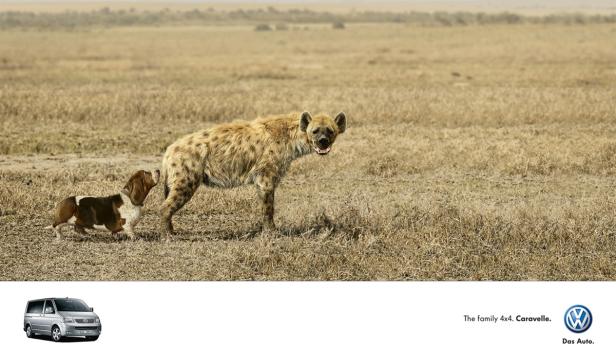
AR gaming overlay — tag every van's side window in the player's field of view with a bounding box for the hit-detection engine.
[27,301,44,314]
[44,300,55,314]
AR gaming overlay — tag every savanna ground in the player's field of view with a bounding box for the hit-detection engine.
[1,9,616,280]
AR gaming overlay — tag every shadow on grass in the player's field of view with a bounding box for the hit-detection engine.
[57,206,368,243]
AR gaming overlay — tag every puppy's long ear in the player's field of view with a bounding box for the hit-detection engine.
[335,112,346,134]
[299,111,312,132]
[124,171,146,206]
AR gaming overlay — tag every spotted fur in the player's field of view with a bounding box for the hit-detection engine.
[160,111,347,239]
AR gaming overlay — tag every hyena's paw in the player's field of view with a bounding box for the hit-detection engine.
[160,231,173,243]
[240,225,261,240]
[260,221,278,235]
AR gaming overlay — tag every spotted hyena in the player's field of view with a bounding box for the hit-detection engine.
[160,111,346,240]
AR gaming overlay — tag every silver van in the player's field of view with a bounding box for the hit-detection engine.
[24,298,101,342]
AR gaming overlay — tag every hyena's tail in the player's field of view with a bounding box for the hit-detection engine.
[163,175,170,199]
[161,155,171,199]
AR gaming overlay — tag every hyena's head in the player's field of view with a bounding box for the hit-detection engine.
[299,111,346,156]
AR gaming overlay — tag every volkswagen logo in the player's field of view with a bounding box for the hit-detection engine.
[564,305,592,333]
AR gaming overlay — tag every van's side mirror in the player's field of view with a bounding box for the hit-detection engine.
[90,307,94,312]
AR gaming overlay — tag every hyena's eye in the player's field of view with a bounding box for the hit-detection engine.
[312,129,319,134]
[325,128,333,135]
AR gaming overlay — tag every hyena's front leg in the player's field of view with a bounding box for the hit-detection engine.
[255,174,276,233]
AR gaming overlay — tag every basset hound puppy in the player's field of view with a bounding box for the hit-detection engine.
[51,170,160,240]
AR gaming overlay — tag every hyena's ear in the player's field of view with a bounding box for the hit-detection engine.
[335,112,346,134]
[299,111,312,132]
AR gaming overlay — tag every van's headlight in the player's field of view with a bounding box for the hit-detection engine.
[95,318,100,323]
[63,317,75,323]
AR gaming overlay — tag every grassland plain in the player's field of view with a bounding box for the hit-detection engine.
[1,20,616,280]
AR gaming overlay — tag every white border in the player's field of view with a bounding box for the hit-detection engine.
[3,282,614,346]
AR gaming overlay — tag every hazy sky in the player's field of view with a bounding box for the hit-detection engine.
[1,0,613,4]
[1,0,614,12]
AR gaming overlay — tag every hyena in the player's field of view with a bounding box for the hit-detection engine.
[160,111,346,240]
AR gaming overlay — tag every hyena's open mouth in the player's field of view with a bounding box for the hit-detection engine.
[314,146,331,155]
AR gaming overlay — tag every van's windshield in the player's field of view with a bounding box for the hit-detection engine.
[54,299,90,312]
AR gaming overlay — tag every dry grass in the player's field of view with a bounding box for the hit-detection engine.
[1,8,615,30]
[1,21,616,280]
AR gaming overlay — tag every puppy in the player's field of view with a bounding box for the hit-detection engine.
[50,170,160,240]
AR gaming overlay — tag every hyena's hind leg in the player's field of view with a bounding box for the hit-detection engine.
[160,174,200,241]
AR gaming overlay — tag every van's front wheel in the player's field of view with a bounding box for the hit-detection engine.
[51,326,62,342]
[25,325,34,338]
[85,336,99,341]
